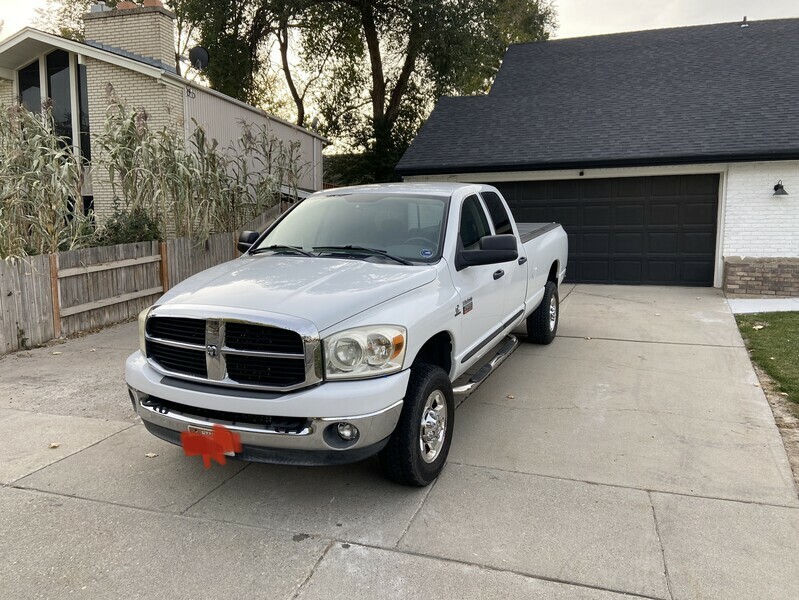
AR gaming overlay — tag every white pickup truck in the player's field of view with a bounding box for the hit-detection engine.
[126,183,567,486]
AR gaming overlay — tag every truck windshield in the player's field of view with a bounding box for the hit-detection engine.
[254,193,447,263]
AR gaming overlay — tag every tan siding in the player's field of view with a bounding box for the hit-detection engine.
[86,58,185,221]
[0,79,13,105]
[185,86,323,192]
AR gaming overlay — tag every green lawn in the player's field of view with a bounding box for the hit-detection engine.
[736,312,799,404]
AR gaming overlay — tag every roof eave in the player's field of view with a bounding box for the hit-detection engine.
[396,150,799,177]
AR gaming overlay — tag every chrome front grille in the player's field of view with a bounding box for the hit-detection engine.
[144,313,320,391]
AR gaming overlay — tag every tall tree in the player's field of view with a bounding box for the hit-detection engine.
[186,0,555,182]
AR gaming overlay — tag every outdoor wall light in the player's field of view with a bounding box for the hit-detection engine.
[773,180,789,196]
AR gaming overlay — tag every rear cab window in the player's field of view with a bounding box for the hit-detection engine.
[480,191,513,235]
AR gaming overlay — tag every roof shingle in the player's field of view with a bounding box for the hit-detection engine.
[396,18,799,175]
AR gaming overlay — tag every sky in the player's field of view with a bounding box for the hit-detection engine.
[2,0,799,41]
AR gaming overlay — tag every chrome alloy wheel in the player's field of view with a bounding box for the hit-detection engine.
[419,390,447,463]
[549,295,558,331]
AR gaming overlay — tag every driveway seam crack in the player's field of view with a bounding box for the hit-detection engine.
[394,472,439,548]
[290,539,335,600]
[347,540,669,600]
[648,491,675,600]
[448,461,799,509]
[555,335,742,349]
[179,462,252,516]
[7,423,137,486]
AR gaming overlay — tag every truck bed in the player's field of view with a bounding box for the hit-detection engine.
[517,222,560,244]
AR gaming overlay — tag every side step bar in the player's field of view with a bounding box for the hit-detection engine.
[452,334,520,398]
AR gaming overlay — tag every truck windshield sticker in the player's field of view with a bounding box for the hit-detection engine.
[420,248,433,258]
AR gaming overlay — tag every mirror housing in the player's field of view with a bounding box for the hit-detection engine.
[456,235,518,270]
[237,230,260,253]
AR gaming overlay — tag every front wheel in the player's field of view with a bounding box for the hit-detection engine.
[527,280,559,344]
[379,364,454,486]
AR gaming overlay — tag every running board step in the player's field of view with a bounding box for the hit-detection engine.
[452,334,520,398]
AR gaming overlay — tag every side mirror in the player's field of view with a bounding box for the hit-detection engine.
[456,235,518,270]
[237,230,260,253]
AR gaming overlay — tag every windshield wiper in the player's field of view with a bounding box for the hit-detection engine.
[250,244,313,257]
[312,245,413,265]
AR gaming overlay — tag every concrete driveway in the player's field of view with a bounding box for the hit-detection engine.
[1,285,798,599]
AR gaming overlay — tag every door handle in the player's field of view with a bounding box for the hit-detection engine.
[518,256,528,265]
[493,270,505,280]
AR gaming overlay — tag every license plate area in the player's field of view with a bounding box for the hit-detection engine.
[187,425,236,456]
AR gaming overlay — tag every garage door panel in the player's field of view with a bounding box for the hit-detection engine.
[582,179,613,199]
[681,231,716,254]
[681,261,715,284]
[616,178,647,197]
[614,261,643,282]
[552,205,580,226]
[650,203,680,226]
[614,232,643,254]
[647,261,678,283]
[615,204,645,226]
[583,205,611,226]
[684,202,717,225]
[650,176,682,196]
[516,205,549,222]
[648,232,679,253]
[582,233,610,253]
[580,260,610,282]
[551,180,581,200]
[495,174,718,286]
[685,175,719,195]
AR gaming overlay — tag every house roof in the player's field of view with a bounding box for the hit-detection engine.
[396,18,799,176]
[0,28,167,79]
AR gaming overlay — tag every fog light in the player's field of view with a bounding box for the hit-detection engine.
[337,422,359,441]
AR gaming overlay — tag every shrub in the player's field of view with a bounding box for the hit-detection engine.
[96,205,161,246]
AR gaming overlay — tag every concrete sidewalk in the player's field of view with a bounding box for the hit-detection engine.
[1,285,798,599]
[728,296,799,314]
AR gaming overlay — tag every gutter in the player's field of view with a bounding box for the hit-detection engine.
[395,150,799,177]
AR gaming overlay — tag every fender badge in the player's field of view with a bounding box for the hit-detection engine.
[463,297,473,315]
[455,304,462,316]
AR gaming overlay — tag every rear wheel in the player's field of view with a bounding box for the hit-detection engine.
[380,364,454,486]
[527,281,559,344]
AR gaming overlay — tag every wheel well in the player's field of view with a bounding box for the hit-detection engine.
[548,261,559,284]
[412,332,453,376]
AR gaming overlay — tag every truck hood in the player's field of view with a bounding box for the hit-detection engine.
[157,256,437,331]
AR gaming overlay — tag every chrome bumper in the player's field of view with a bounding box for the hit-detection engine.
[129,387,402,460]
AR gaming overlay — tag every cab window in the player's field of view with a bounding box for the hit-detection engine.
[459,195,492,250]
[481,191,513,235]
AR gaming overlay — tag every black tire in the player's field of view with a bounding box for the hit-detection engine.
[527,281,559,344]
[379,364,454,487]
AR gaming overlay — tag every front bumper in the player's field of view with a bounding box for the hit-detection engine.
[126,351,408,465]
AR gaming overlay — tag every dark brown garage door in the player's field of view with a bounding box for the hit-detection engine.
[495,174,719,286]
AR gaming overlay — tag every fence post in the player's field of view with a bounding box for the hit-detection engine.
[48,253,61,338]
[159,241,169,292]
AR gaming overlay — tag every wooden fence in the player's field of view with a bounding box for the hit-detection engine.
[0,205,282,355]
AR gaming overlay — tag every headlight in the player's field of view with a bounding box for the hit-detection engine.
[138,307,153,356]
[324,326,406,380]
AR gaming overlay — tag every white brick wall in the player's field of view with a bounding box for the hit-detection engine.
[722,161,799,258]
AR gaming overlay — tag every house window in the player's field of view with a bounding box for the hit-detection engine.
[76,63,91,162]
[46,50,73,145]
[18,60,41,112]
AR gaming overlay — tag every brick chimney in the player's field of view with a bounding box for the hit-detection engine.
[84,1,176,72]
